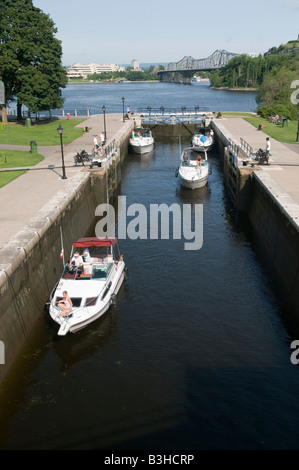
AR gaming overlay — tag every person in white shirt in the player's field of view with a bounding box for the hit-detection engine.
[93,135,99,152]
[266,137,271,156]
[69,252,83,275]
[83,247,91,263]
[100,132,105,147]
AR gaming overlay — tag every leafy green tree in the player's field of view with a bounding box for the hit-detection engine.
[0,0,67,123]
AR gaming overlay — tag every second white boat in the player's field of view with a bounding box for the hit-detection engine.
[176,147,209,190]
[129,128,154,154]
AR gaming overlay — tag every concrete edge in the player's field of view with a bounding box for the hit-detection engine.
[253,171,299,231]
[0,170,89,284]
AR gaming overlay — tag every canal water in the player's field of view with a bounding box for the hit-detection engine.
[1,133,299,450]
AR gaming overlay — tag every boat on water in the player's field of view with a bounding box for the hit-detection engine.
[176,147,209,190]
[191,127,214,152]
[49,237,126,336]
[129,127,154,154]
[191,76,210,83]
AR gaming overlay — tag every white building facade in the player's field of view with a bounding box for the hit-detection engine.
[67,63,124,79]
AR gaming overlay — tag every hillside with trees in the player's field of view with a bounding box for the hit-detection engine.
[209,40,299,119]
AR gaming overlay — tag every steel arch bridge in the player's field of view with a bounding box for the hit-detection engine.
[157,50,238,83]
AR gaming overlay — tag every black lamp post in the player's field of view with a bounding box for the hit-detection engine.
[102,105,107,141]
[122,97,125,122]
[296,106,299,142]
[57,124,67,179]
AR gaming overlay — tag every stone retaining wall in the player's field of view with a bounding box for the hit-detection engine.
[0,120,133,382]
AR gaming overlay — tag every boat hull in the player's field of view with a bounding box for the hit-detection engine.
[130,142,154,154]
[67,269,125,334]
[178,157,209,190]
[179,173,208,189]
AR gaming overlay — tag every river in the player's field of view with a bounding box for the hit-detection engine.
[1,84,299,450]
[59,81,257,115]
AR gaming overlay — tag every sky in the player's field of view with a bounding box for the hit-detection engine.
[34,0,299,66]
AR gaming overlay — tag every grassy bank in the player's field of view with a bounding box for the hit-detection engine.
[244,116,299,144]
[222,112,256,118]
[0,150,44,188]
[0,118,85,146]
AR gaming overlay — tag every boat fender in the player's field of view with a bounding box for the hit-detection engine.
[124,267,129,279]
[110,293,117,306]
[175,168,178,177]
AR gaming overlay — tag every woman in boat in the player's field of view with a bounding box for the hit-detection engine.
[196,155,202,169]
[57,291,73,317]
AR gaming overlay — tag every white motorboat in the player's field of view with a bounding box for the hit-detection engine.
[49,237,126,336]
[191,127,214,152]
[129,127,154,154]
[176,147,209,190]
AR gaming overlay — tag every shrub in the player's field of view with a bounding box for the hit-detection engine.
[257,104,298,120]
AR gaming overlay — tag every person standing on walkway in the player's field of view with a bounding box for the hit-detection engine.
[93,135,99,153]
[266,137,271,158]
[100,132,105,147]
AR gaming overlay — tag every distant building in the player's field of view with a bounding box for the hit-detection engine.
[130,59,143,71]
[246,52,259,58]
[131,59,139,70]
[67,62,123,79]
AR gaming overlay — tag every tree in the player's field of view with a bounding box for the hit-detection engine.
[0,0,67,123]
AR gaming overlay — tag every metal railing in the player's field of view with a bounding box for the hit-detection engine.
[103,139,117,161]
[137,106,209,115]
[240,138,253,158]
[228,138,240,157]
[6,109,91,119]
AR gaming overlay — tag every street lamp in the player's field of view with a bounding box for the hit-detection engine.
[296,105,299,142]
[102,105,107,142]
[57,124,67,179]
[122,97,125,122]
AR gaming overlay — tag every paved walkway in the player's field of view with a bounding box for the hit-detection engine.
[0,113,136,249]
[215,117,299,205]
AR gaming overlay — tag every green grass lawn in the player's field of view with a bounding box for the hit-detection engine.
[222,112,256,117]
[244,116,299,144]
[0,118,85,146]
[0,149,44,188]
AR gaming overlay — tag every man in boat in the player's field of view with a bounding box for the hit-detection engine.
[68,251,84,276]
[183,151,189,164]
[83,247,91,263]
